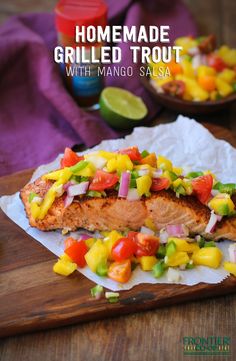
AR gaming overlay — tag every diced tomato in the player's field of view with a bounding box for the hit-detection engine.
[118,146,142,162]
[111,237,137,261]
[192,174,213,204]
[133,233,159,257]
[207,54,227,72]
[89,170,119,191]
[64,237,77,250]
[108,259,131,283]
[60,147,84,168]
[151,177,170,191]
[65,240,88,268]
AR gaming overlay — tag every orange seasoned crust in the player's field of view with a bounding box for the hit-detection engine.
[20,176,236,241]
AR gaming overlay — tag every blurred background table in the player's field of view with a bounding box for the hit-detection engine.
[0,1,236,361]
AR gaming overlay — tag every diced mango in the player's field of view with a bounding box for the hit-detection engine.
[157,155,173,171]
[103,230,123,258]
[75,163,95,177]
[60,253,72,262]
[208,193,235,216]
[144,218,157,232]
[106,154,133,173]
[192,247,222,268]
[172,167,183,176]
[53,259,77,276]
[176,75,209,101]
[98,151,117,160]
[217,45,236,67]
[218,69,235,84]
[85,238,96,249]
[136,175,152,196]
[216,77,233,97]
[85,240,108,273]
[166,251,190,267]
[197,65,216,78]
[174,36,197,55]
[168,238,200,253]
[224,261,236,276]
[141,153,157,168]
[38,180,62,220]
[210,90,218,101]
[43,168,72,181]
[139,256,158,271]
[30,202,40,219]
[181,59,195,78]
[152,76,173,86]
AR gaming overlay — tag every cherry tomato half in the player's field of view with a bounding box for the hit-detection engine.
[65,240,88,268]
[118,146,142,162]
[89,170,119,191]
[151,177,170,191]
[111,237,137,261]
[133,233,159,257]
[207,54,227,72]
[64,237,77,250]
[60,147,84,168]
[108,259,131,283]
[192,174,213,204]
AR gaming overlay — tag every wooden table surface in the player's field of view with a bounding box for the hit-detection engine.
[0,1,236,360]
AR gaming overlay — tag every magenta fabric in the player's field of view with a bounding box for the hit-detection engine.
[0,0,197,176]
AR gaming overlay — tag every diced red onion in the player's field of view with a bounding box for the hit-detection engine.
[211,189,220,197]
[63,180,77,191]
[166,224,189,237]
[67,182,89,197]
[159,230,169,244]
[118,172,131,198]
[79,234,92,241]
[138,169,149,176]
[205,211,218,234]
[140,226,155,235]
[64,195,74,208]
[201,54,208,65]
[229,244,236,263]
[31,196,43,204]
[188,47,200,56]
[152,169,163,178]
[216,215,222,222]
[192,54,202,69]
[126,188,141,201]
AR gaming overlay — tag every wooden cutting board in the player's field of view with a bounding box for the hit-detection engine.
[1,123,236,338]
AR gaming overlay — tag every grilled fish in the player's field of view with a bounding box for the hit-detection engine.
[20,176,236,241]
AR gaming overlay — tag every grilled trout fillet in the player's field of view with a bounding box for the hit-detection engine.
[20,176,236,241]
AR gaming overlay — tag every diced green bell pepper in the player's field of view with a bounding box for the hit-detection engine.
[152,260,166,278]
[157,244,166,258]
[186,171,204,179]
[166,241,177,257]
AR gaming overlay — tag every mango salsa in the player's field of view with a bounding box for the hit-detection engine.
[192,247,222,268]
[85,240,109,273]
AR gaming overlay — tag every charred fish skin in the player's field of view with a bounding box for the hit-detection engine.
[20,176,236,241]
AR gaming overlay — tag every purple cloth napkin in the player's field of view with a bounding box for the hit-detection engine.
[0,0,197,176]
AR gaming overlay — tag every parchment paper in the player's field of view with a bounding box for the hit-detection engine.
[1,115,234,291]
